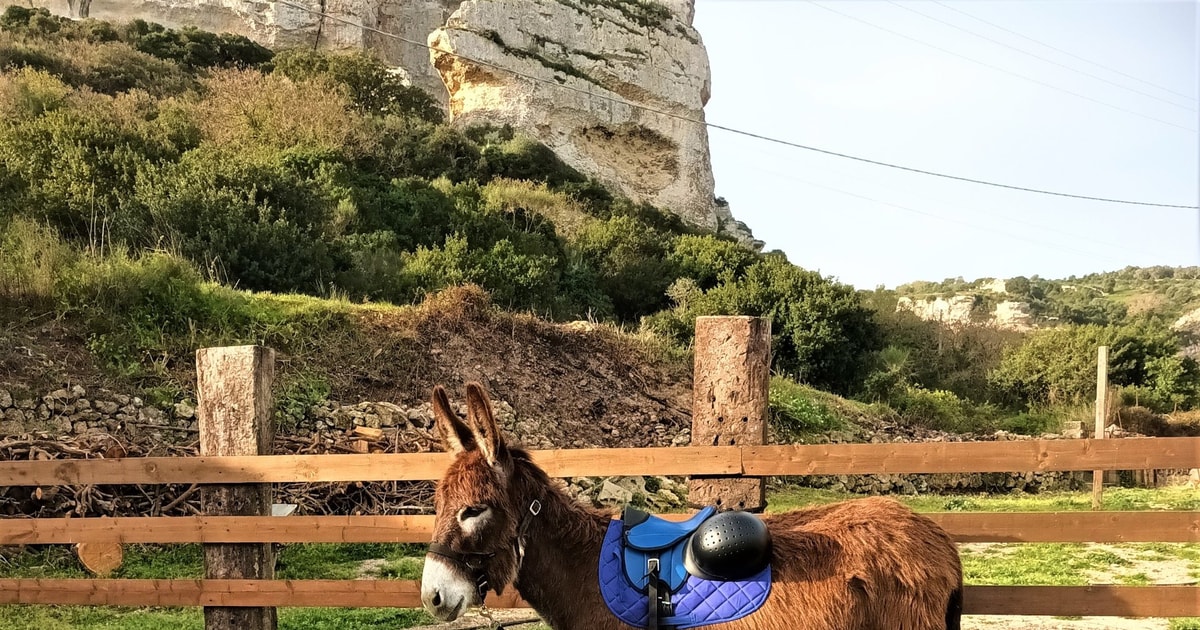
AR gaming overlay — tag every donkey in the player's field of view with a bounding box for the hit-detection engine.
[420,383,964,630]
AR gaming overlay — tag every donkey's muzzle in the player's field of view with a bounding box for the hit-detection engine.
[683,510,773,581]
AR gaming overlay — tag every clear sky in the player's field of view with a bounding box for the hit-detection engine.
[693,0,1199,289]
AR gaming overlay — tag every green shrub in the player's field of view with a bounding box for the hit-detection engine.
[668,234,756,290]
[478,134,585,186]
[0,216,76,302]
[119,19,272,69]
[572,215,676,320]
[769,376,844,440]
[647,254,881,394]
[271,49,441,122]
[893,387,976,433]
[72,41,191,96]
[0,83,198,243]
[132,148,341,292]
[276,371,332,432]
[191,69,368,156]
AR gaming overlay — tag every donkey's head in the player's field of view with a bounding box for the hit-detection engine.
[421,382,532,621]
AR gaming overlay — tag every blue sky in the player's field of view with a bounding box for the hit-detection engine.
[693,0,1199,289]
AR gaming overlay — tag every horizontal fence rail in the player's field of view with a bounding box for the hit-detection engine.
[3,511,1198,545]
[0,438,1196,486]
[2,436,1197,620]
[0,580,1196,617]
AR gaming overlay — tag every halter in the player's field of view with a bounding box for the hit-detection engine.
[428,498,543,601]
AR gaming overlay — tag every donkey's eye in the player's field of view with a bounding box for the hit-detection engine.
[460,505,488,520]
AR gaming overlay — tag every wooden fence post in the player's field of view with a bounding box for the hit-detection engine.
[688,316,771,512]
[1092,345,1109,511]
[197,346,277,630]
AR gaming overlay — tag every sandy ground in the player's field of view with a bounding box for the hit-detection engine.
[962,542,1192,630]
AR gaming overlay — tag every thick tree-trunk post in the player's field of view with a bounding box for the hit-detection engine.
[1092,346,1109,511]
[197,346,277,630]
[688,316,771,512]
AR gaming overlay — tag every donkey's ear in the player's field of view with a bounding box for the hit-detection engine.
[432,385,476,455]
[464,382,504,466]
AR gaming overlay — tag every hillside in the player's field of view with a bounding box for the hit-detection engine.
[892,266,1200,329]
[0,9,876,442]
[1,9,1196,469]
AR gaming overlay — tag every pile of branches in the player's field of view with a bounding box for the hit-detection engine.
[0,427,440,519]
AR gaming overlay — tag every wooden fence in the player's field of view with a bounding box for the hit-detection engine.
[0,317,1197,628]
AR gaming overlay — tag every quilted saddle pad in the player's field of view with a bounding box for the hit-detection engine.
[598,519,771,629]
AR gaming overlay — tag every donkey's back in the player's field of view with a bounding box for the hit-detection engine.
[750,496,963,630]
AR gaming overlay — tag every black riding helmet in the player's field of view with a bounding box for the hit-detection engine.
[682,509,773,581]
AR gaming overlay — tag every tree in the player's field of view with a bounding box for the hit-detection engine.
[647,254,881,394]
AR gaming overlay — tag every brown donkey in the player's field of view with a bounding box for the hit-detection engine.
[420,383,964,630]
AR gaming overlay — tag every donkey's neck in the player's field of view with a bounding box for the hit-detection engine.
[511,470,612,629]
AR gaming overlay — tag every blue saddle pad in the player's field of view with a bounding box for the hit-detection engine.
[599,519,771,629]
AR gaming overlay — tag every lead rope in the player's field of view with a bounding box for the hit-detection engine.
[478,604,501,630]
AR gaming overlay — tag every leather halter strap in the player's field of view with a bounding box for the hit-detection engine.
[429,498,543,601]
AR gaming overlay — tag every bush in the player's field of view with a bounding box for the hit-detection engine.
[132,148,341,292]
[0,81,198,243]
[648,254,881,394]
[572,215,676,319]
[271,49,441,123]
[892,387,977,433]
[0,216,76,303]
[668,234,756,290]
[769,377,844,440]
[989,322,1190,407]
[191,69,369,157]
[119,20,272,69]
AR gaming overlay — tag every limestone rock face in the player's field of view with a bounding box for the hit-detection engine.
[896,295,1034,331]
[429,0,754,244]
[33,0,461,106]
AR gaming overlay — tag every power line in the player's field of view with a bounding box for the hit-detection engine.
[735,138,1163,257]
[932,0,1198,104]
[805,1,1198,133]
[755,167,1130,265]
[273,0,1200,210]
[887,1,1196,112]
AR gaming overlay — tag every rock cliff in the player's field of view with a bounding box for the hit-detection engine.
[896,294,1034,331]
[34,0,757,245]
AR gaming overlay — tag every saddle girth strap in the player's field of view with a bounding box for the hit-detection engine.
[645,557,678,630]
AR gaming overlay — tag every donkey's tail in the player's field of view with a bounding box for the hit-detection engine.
[945,587,963,630]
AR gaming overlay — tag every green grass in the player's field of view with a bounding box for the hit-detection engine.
[4,488,1199,626]
[0,542,433,629]
[960,543,1128,586]
[0,542,428,582]
[766,485,1200,513]
[0,606,431,629]
[768,376,859,438]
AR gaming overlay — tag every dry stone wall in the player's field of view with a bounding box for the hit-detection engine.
[0,382,1176,507]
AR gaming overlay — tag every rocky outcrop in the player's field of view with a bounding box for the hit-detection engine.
[34,0,461,106]
[429,0,753,244]
[1174,305,1200,332]
[34,0,757,246]
[896,294,1034,331]
[897,295,977,325]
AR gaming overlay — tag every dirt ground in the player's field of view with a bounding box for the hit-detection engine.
[962,541,1191,630]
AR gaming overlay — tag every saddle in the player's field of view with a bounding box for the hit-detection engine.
[598,506,772,630]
